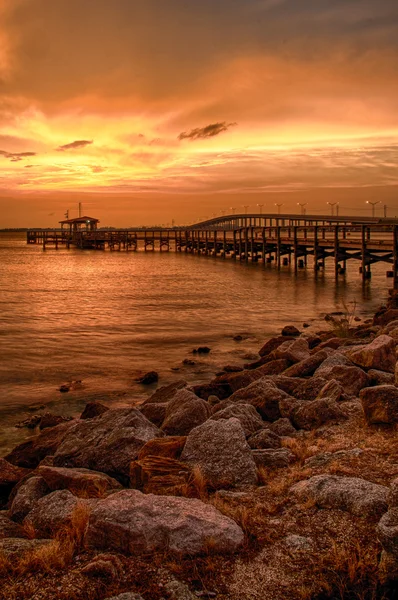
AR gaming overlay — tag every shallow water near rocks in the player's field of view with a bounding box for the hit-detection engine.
[0,231,392,454]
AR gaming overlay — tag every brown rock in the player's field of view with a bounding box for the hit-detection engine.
[282,351,329,377]
[142,380,187,405]
[360,385,398,425]
[248,429,281,449]
[291,398,346,430]
[38,466,122,498]
[259,336,291,358]
[373,309,398,327]
[314,364,370,397]
[135,371,158,385]
[24,489,89,538]
[39,413,73,430]
[9,476,50,523]
[293,377,328,401]
[138,437,187,460]
[0,538,52,559]
[368,369,395,386]
[316,379,344,402]
[0,512,26,539]
[80,402,109,420]
[272,338,310,363]
[0,459,30,507]
[81,553,123,580]
[139,402,167,427]
[346,335,396,373]
[228,378,289,421]
[210,404,264,436]
[255,359,291,377]
[281,326,300,337]
[193,381,232,400]
[252,448,294,468]
[161,390,211,436]
[269,418,297,436]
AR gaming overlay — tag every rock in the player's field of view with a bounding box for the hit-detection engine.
[304,448,363,469]
[193,382,232,401]
[0,512,26,538]
[360,385,398,425]
[165,579,197,600]
[85,489,244,555]
[255,359,291,376]
[59,384,69,393]
[281,326,300,337]
[279,397,302,420]
[130,455,191,492]
[80,402,109,419]
[315,352,354,371]
[0,459,30,502]
[81,553,123,579]
[248,429,281,449]
[0,538,52,559]
[181,418,258,488]
[388,478,398,507]
[346,335,396,373]
[139,402,167,427]
[182,359,196,365]
[269,418,297,436]
[207,395,220,406]
[211,399,234,414]
[210,404,264,437]
[228,378,289,421]
[4,421,75,469]
[283,534,314,552]
[161,390,211,436]
[193,346,211,354]
[9,476,50,522]
[38,466,122,498]
[135,371,158,385]
[24,489,88,538]
[138,436,186,460]
[104,595,143,600]
[373,308,398,327]
[282,351,329,378]
[273,338,310,363]
[15,415,42,429]
[222,365,244,373]
[293,377,328,401]
[142,380,188,405]
[53,408,162,482]
[291,398,346,430]
[252,448,294,468]
[292,475,388,518]
[212,369,262,394]
[378,508,398,558]
[259,336,292,358]
[315,337,347,351]
[316,379,344,403]
[270,375,306,395]
[314,365,370,397]
[39,413,73,430]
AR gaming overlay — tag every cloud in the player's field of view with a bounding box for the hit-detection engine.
[0,150,36,161]
[178,122,237,141]
[56,140,93,151]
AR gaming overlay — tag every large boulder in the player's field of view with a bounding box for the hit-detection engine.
[313,364,370,397]
[293,377,328,401]
[292,475,388,518]
[139,402,167,427]
[346,335,396,373]
[368,370,395,386]
[272,338,310,363]
[210,404,264,437]
[0,512,26,539]
[181,418,258,488]
[0,459,30,506]
[360,385,398,425]
[24,489,88,538]
[142,380,188,405]
[228,378,289,422]
[161,390,211,436]
[80,402,109,420]
[4,421,75,469]
[38,466,122,498]
[259,336,291,358]
[85,489,244,556]
[282,351,328,378]
[53,408,162,482]
[9,476,50,523]
[291,398,346,430]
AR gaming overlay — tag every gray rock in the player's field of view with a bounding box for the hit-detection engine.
[304,448,363,469]
[252,448,294,468]
[0,537,52,559]
[313,365,370,397]
[210,403,264,437]
[9,476,50,522]
[181,418,258,487]
[378,508,398,557]
[248,429,281,449]
[86,489,244,556]
[162,390,211,436]
[24,489,88,538]
[346,335,396,373]
[273,338,310,363]
[292,475,388,518]
[360,385,398,425]
[53,408,162,481]
[165,579,197,600]
[229,378,289,421]
[283,534,314,552]
[291,398,346,430]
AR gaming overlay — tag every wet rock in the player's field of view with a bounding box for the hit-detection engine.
[135,371,158,385]
[9,476,50,523]
[182,359,196,365]
[161,390,211,436]
[193,346,211,354]
[259,336,292,358]
[138,436,187,460]
[222,365,244,373]
[248,429,281,449]
[228,378,289,422]
[80,402,109,420]
[252,448,294,468]
[291,398,346,430]
[142,380,188,405]
[38,466,122,498]
[0,512,26,539]
[193,382,231,401]
[282,351,329,378]
[281,326,300,337]
[39,413,73,430]
[15,415,42,429]
[53,408,162,482]
[373,308,398,327]
[314,364,370,397]
[139,402,167,427]
[59,384,70,393]
[4,421,76,469]
[269,418,297,436]
[210,404,264,437]
[86,489,244,555]
[181,418,258,488]
[346,335,396,373]
[24,489,88,538]
[292,474,388,518]
[0,538,52,559]
[360,385,398,425]
[273,338,310,363]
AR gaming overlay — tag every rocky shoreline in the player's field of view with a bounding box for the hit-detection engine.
[2,302,398,599]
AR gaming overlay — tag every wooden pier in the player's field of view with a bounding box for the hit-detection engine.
[26,213,398,287]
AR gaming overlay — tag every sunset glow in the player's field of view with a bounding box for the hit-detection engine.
[1,0,397,226]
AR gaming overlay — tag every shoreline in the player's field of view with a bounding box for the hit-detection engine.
[1,299,398,599]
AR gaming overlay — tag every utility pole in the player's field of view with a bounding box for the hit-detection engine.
[366,200,380,218]
[243,205,249,214]
[327,202,337,216]
[384,205,388,218]
[230,207,236,215]
[78,202,82,218]
[257,203,264,215]
[275,203,283,215]
[297,202,307,216]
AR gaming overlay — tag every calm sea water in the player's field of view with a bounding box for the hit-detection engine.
[0,231,392,454]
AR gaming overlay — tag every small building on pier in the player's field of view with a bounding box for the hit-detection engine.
[59,216,99,234]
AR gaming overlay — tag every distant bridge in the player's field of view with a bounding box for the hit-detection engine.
[27,213,398,288]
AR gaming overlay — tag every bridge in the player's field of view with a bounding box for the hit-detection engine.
[26,213,398,288]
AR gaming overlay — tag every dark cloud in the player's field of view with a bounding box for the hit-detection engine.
[56,140,93,151]
[0,150,36,161]
[178,122,237,141]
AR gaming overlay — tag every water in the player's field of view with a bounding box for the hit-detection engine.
[0,231,391,454]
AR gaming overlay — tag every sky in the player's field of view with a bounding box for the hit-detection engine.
[0,0,397,227]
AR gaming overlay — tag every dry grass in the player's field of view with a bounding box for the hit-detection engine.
[324,300,357,338]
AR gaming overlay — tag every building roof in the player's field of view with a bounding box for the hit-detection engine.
[59,216,100,224]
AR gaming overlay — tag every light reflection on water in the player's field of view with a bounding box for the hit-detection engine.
[0,231,390,453]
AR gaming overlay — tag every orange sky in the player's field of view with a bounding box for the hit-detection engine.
[0,0,397,226]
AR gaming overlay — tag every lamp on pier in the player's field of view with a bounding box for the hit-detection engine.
[366,200,380,218]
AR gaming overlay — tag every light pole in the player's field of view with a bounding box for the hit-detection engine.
[384,205,388,218]
[327,202,337,216]
[257,203,264,215]
[243,205,249,214]
[297,202,307,216]
[230,207,236,215]
[366,200,380,218]
[275,203,283,215]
